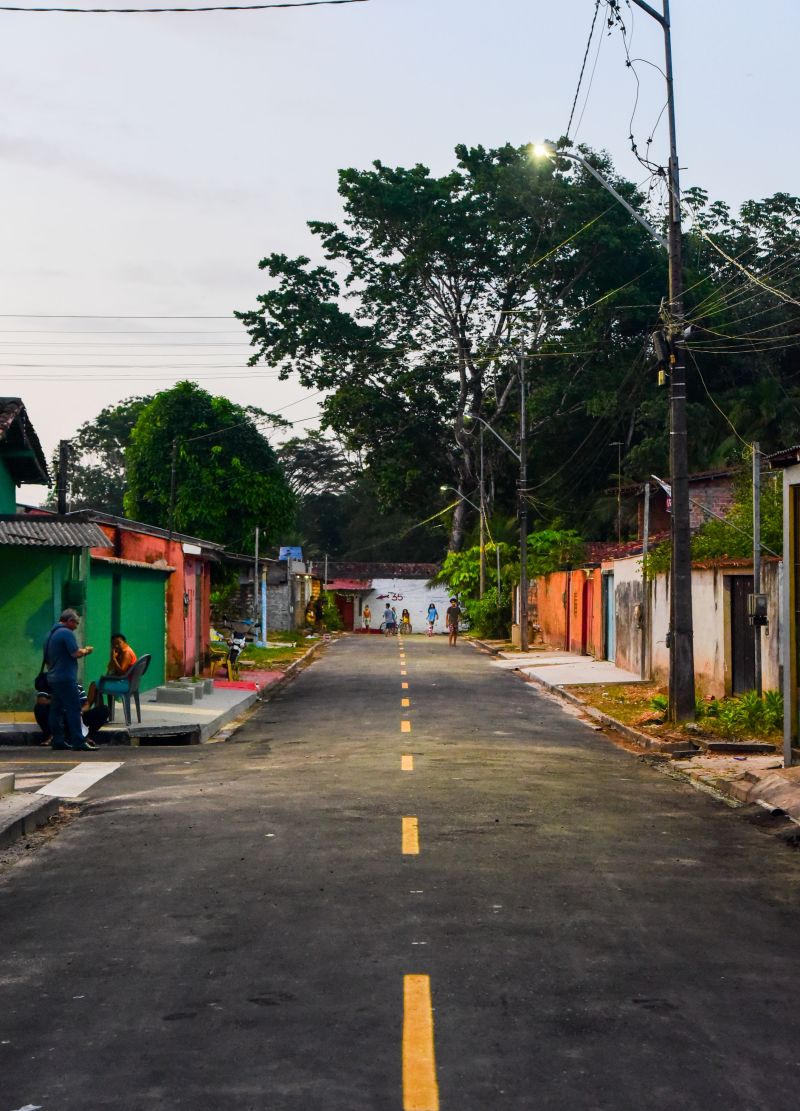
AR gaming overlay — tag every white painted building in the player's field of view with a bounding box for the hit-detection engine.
[323,562,452,633]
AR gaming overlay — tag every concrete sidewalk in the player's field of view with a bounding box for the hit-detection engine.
[491,648,643,686]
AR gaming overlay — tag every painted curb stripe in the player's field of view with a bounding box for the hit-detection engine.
[403,975,440,1110]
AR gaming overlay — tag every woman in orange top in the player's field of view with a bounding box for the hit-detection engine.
[107,633,137,676]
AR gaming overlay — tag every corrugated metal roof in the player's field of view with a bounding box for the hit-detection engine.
[0,517,112,548]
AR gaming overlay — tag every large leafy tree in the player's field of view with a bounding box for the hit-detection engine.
[124,381,295,552]
[237,142,664,549]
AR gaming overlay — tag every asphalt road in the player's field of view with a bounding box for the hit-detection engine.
[2,633,800,1110]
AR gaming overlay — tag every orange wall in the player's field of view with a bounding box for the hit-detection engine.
[91,524,212,679]
[534,568,603,657]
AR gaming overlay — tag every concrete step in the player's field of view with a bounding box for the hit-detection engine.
[0,792,60,849]
[0,772,15,795]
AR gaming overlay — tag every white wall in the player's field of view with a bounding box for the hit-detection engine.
[650,562,781,697]
[355,578,452,633]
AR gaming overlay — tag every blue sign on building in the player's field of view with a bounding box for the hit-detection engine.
[279,546,303,562]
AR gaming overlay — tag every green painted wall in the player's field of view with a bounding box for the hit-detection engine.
[85,563,167,692]
[0,547,71,710]
[0,459,17,513]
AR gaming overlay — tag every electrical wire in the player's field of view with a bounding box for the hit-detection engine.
[0,0,366,12]
[565,0,602,140]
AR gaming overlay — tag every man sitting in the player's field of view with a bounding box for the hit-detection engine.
[35,683,110,748]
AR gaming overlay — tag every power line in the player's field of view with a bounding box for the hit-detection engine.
[565,0,601,140]
[0,0,366,12]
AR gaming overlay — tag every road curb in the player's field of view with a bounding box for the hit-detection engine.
[0,793,60,850]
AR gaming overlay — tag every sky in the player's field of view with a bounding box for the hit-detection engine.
[3,0,798,504]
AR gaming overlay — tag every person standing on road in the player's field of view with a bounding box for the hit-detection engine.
[383,604,396,635]
[44,609,96,751]
[445,597,462,648]
[363,604,372,631]
[426,602,439,636]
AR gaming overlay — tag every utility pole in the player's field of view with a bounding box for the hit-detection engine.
[631,0,695,721]
[167,438,178,542]
[641,481,650,680]
[254,527,260,626]
[752,442,762,697]
[479,426,486,599]
[610,441,623,544]
[519,348,529,652]
[57,440,70,515]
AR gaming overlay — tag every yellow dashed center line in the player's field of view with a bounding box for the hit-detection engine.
[401,697,410,707]
[403,975,440,1110]
[402,681,409,689]
[402,816,420,855]
[401,754,414,772]
[401,720,411,733]
[401,669,407,676]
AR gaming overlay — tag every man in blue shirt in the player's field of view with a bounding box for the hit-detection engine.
[45,609,96,751]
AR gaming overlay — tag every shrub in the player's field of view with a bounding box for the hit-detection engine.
[464,586,512,639]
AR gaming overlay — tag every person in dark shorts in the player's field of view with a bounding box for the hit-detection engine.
[35,684,110,746]
[445,597,462,647]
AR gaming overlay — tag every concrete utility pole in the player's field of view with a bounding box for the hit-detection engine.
[641,481,651,680]
[57,440,70,515]
[630,0,695,722]
[518,349,529,652]
[479,427,486,599]
[610,441,623,544]
[752,442,762,697]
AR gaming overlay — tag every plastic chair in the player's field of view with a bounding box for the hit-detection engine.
[97,654,151,725]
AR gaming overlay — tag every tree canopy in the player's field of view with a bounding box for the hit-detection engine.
[124,381,295,552]
[237,142,664,550]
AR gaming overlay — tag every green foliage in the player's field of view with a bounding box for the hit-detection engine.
[321,591,344,631]
[209,569,240,621]
[237,142,664,549]
[124,381,295,552]
[649,693,668,713]
[699,689,783,738]
[463,585,512,639]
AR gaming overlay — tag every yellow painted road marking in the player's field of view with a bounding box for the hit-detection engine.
[402,816,420,854]
[403,975,440,1111]
[401,754,414,772]
[402,681,409,689]
[401,669,407,676]
[401,697,410,707]
[401,720,411,733]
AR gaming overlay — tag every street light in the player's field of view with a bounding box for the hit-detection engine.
[531,6,695,722]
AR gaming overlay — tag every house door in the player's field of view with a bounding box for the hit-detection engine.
[581,576,592,655]
[730,575,755,694]
[603,573,615,661]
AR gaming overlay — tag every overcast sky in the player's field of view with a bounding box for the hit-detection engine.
[3,0,798,504]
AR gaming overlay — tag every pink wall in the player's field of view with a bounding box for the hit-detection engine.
[534,568,603,657]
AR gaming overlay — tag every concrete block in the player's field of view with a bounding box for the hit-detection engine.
[155,685,195,706]
[0,773,15,796]
[202,679,214,694]
[177,678,204,700]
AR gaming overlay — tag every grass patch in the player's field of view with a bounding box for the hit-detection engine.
[566,682,781,746]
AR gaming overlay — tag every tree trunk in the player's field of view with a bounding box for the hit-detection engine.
[448,495,468,552]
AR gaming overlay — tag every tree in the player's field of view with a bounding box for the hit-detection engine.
[237,142,663,550]
[47,396,151,515]
[124,381,295,552]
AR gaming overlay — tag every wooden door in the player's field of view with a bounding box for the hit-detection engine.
[730,575,755,694]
